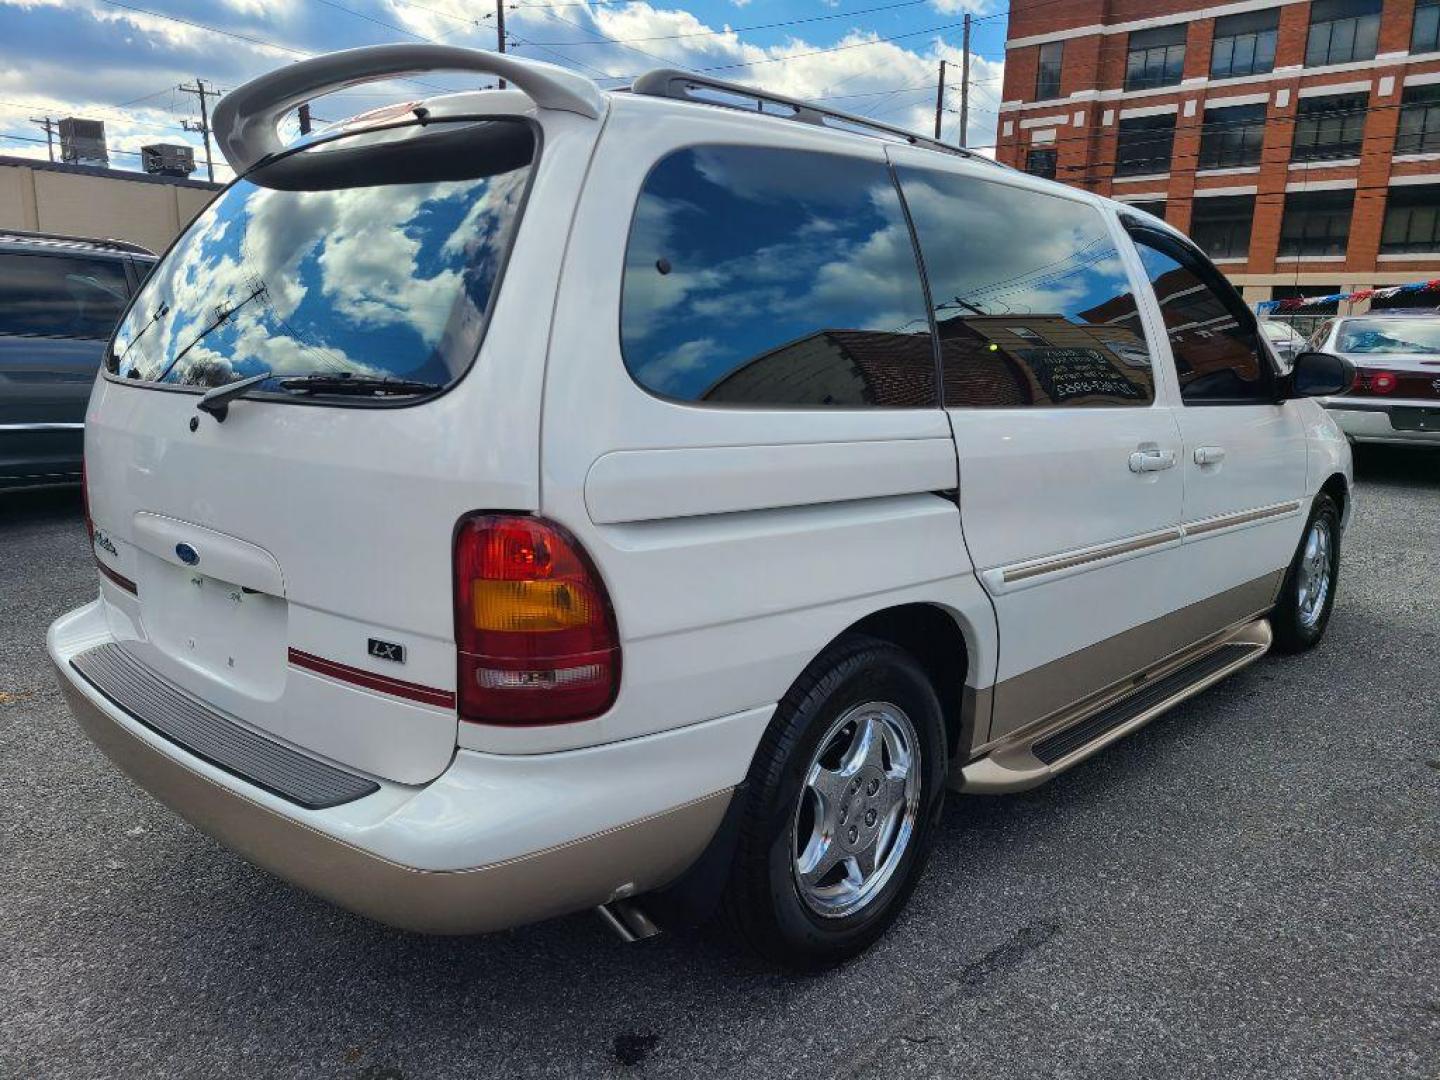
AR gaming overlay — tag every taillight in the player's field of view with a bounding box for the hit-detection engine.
[1360,369,1398,395]
[81,458,94,545]
[453,514,620,725]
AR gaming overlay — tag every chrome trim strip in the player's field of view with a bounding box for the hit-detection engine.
[1183,500,1302,538]
[0,422,85,432]
[1002,527,1182,584]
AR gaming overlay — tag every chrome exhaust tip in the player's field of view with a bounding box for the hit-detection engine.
[596,899,662,942]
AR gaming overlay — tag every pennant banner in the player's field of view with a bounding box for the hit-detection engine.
[1257,277,1440,313]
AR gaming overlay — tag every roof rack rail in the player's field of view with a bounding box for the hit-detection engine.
[630,69,1004,167]
[0,228,155,256]
[212,43,605,174]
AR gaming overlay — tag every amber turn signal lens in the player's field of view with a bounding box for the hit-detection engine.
[470,579,596,632]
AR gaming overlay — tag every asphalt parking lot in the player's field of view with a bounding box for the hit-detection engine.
[3,447,1438,1080]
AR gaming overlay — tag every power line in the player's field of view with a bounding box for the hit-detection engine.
[97,0,310,57]
[626,18,974,78]
[531,6,698,76]
[83,0,1007,149]
[0,95,198,130]
[1,131,147,157]
[523,0,940,45]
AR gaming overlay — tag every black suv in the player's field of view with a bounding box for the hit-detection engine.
[1,230,155,492]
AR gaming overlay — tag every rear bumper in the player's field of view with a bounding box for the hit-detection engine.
[1322,400,1440,445]
[50,602,756,934]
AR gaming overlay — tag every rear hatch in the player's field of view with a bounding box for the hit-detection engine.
[86,113,550,785]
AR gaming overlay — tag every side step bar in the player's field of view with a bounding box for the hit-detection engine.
[957,618,1271,794]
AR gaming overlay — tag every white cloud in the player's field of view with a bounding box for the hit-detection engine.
[1,0,1005,173]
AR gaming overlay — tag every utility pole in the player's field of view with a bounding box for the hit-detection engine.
[960,14,971,148]
[178,78,216,183]
[933,60,946,141]
[29,116,56,162]
[496,0,507,90]
[298,103,313,135]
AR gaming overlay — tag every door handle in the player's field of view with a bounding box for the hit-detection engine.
[1129,448,1177,473]
[1194,445,1227,466]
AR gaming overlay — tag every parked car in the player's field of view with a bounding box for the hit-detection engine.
[0,230,155,492]
[1260,318,1305,367]
[1306,311,1440,446]
[49,45,1354,969]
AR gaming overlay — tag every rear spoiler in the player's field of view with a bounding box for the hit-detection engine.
[211,44,605,174]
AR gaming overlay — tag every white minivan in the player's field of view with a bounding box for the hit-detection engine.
[50,45,1355,968]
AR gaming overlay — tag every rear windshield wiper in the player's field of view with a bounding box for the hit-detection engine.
[278,374,443,397]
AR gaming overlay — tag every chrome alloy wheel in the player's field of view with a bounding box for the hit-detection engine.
[791,701,921,919]
[1296,517,1333,630]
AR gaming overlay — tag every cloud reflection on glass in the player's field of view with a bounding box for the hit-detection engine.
[109,119,534,395]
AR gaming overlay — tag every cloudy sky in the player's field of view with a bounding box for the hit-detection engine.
[0,0,1006,182]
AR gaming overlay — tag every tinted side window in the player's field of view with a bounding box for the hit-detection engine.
[0,253,130,339]
[1129,232,1271,404]
[896,168,1156,408]
[620,146,935,407]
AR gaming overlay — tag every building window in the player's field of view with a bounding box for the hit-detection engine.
[1127,199,1167,220]
[1036,41,1063,100]
[1190,195,1256,260]
[1279,189,1354,256]
[1291,93,1368,162]
[1381,185,1440,253]
[1397,84,1440,155]
[1125,25,1187,91]
[1211,8,1280,79]
[1305,0,1381,66]
[1198,103,1267,169]
[1025,148,1057,178]
[1413,0,1440,53]
[1115,113,1177,176]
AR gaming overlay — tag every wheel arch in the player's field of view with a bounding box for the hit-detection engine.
[1319,472,1348,524]
[840,602,978,763]
[649,599,983,927]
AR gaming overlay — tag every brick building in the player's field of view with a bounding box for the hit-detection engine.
[995,0,1440,309]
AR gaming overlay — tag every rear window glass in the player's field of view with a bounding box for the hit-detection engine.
[0,253,130,339]
[620,145,937,407]
[1336,318,1440,354]
[108,118,535,397]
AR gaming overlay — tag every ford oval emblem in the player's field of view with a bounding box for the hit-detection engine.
[175,542,200,566]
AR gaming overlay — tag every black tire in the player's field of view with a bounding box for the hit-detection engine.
[1271,493,1342,654]
[719,634,947,970]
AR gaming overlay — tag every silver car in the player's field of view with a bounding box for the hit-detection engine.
[1310,311,1440,446]
[1261,319,1305,367]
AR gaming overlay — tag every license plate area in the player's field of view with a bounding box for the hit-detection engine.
[1390,407,1440,432]
[141,556,289,699]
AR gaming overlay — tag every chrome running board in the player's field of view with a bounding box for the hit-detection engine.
[956,618,1271,794]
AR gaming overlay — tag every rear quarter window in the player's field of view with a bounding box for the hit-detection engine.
[620,145,937,408]
[0,252,130,340]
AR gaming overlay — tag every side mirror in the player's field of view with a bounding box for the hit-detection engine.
[1285,351,1355,399]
